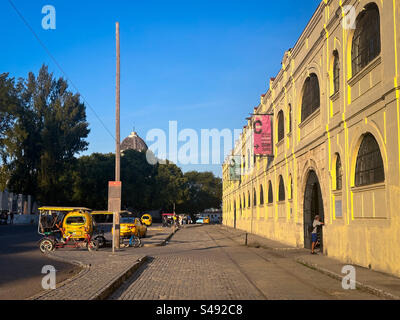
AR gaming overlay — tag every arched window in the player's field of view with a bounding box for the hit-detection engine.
[239,196,242,210]
[278,176,285,201]
[277,110,285,142]
[333,50,340,94]
[288,104,292,133]
[336,154,343,190]
[248,191,251,208]
[301,73,320,122]
[253,188,257,206]
[268,181,273,204]
[355,133,385,187]
[351,3,381,76]
[260,184,264,205]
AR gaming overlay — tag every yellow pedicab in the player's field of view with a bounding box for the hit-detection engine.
[38,207,99,253]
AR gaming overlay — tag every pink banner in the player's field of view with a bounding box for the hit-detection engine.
[253,115,273,156]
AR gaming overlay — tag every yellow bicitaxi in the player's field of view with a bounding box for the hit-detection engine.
[141,214,153,226]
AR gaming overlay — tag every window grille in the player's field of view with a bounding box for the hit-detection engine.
[336,154,343,190]
[268,182,273,204]
[333,51,340,94]
[278,176,285,201]
[351,4,381,76]
[277,110,285,142]
[301,73,320,121]
[355,133,385,187]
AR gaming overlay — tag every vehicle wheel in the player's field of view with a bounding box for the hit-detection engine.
[131,236,142,248]
[87,240,99,252]
[95,236,106,248]
[39,238,54,253]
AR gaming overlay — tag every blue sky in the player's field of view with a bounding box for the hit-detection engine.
[1,0,321,177]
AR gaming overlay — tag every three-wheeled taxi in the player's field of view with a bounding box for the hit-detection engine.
[38,207,99,253]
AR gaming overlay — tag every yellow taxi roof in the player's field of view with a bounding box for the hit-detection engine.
[92,210,131,215]
[39,207,92,212]
[91,211,113,215]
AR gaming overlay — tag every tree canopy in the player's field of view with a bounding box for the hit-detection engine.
[0,66,222,214]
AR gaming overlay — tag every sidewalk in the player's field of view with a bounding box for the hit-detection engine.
[30,226,181,300]
[218,225,400,300]
[30,250,147,300]
[142,226,178,247]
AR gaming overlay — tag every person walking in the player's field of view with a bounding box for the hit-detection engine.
[10,211,14,225]
[311,215,324,255]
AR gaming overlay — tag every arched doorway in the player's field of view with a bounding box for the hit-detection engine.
[303,170,324,250]
[233,201,237,229]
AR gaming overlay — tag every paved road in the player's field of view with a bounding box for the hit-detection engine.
[110,225,383,300]
[0,225,80,300]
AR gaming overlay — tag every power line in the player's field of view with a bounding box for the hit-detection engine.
[7,0,116,141]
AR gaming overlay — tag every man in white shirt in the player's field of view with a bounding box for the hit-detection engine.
[311,215,324,254]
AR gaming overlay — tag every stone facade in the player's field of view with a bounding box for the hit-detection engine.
[222,0,400,277]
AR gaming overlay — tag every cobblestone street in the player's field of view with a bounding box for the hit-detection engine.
[110,225,383,300]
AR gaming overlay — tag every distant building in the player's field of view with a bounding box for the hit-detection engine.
[121,131,148,153]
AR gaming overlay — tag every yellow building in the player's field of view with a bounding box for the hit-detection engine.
[222,0,400,277]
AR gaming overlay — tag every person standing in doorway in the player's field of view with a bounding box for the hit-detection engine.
[311,215,324,254]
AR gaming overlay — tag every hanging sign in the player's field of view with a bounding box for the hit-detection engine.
[228,155,241,181]
[253,115,273,156]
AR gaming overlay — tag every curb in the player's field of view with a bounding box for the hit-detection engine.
[28,253,148,301]
[28,255,90,300]
[143,227,179,247]
[296,257,400,300]
[91,256,148,300]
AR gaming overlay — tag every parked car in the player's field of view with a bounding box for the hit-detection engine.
[196,215,210,224]
[114,217,147,238]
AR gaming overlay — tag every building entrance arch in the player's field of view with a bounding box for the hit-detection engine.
[303,170,324,250]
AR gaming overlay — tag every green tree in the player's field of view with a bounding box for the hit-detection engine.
[0,73,17,148]
[0,73,18,191]
[178,171,222,215]
[121,150,158,212]
[2,65,90,204]
[71,153,114,209]
[153,161,187,212]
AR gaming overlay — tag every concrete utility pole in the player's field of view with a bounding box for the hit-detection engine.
[111,22,121,253]
[116,21,121,182]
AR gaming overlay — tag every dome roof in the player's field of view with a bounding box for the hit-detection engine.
[121,132,148,153]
